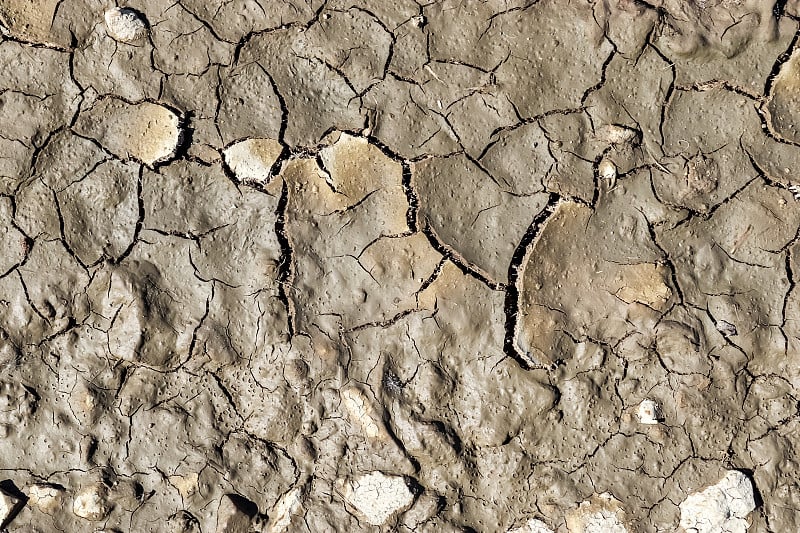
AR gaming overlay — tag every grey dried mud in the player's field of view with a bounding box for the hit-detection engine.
[0,0,800,532]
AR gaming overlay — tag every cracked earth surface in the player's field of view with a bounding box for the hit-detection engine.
[0,0,800,531]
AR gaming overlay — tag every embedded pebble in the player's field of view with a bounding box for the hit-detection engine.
[222,138,283,184]
[104,7,147,43]
[598,157,617,185]
[637,399,662,425]
[339,471,414,526]
[678,470,756,533]
[72,484,111,521]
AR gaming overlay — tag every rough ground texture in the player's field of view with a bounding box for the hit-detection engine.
[0,0,799,532]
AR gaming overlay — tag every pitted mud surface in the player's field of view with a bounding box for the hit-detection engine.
[0,1,799,532]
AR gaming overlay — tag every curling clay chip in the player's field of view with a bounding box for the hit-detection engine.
[74,97,183,167]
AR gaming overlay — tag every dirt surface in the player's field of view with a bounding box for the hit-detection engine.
[0,1,799,532]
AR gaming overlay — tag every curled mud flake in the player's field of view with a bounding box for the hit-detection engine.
[594,124,640,146]
[636,399,662,425]
[222,138,283,185]
[339,472,414,526]
[679,470,756,533]
[508,518,555,533]
[566,493,629,533]
[767,49,800,144]
[74,98,184,167]
[104,7,147,43]
[28,484,63,514]
[72,484,111,521]
[266,486,303,533]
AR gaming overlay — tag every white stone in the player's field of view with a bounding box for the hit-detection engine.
[73,484,111,521]
[0,487,22,526]
[340,471,414,526]
[28,484,63,514]
[266,486,303,532]
[598,157,617,186]
[104,7,147,43]
[678,470,756,533]
[222,138,283,184]
[508,518,555,533]
[637,399,662,425]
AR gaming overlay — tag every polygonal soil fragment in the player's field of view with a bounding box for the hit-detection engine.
[0,0,65,46]
[654,0,796,90]
[282,134,429,335]
[657,88,762,213]
[57,159,140,265]
[514,185,670,367]
[414,153,550,284]
[74,97,183,167]
[480,0,612,117]
[236,28,365,147]
[88,238,212,369]
[217,63,283,145]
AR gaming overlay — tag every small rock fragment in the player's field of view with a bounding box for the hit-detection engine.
[679,470,756,533]
[0,486,23,527]
[73,484,111,521]
[508,518,555,533]
[340,472,414,526]
[716,320,738,337]
[222,138,283,185]
[28,483,63,514]
[168,473,199,499]
[598,157,617,186]
[637,399,662,425]
[104,7,147,43]
[566,493,629,533]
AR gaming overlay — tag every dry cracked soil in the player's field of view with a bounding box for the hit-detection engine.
[1,0,800,532]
